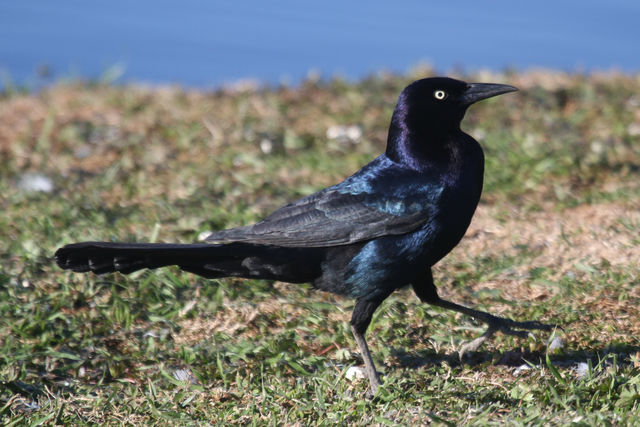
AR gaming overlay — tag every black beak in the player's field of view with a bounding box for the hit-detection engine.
[461,83,518,106]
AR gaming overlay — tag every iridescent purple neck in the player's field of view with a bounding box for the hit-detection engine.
[385,101,464,170]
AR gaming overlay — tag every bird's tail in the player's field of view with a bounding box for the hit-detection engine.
[55,241,249,278]
[54,241,322,282]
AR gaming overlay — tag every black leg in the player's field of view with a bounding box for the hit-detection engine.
[412,269,556,357]
[350,291,392,396]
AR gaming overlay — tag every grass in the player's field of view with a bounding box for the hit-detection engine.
[1,68,639,424]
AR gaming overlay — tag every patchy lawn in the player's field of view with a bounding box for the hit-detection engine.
[1,68,639,424]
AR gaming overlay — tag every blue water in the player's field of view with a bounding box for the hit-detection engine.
[1,0,639,89]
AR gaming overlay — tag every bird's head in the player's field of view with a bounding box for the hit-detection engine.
[395,77,517,132]
[387,77,517,166]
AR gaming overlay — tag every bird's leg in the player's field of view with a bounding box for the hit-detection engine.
[350,293,391,397]
[412,269,556,358]
[350,324,381,395]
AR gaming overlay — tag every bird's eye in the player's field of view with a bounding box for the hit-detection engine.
[433,90,447,100]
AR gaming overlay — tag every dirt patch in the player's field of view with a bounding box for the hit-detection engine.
[460,200,639,275]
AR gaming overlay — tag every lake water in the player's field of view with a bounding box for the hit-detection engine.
[1,0,639,89]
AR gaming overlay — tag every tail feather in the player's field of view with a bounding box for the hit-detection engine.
[55,241,236,276]
[55,240,325,282]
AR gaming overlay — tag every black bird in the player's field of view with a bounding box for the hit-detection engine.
[55,77,554,395]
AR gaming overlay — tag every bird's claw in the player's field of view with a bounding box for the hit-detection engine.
[458,335,490,358]
[458,319,557,359]
[364,376,381,399]
[365,386,377,399]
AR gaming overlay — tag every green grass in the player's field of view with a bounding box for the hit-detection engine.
[1,69,639,424]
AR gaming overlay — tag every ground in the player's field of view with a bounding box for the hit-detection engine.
[1,68,639,424]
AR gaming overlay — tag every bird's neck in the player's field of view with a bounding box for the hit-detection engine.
[385,116,462,171]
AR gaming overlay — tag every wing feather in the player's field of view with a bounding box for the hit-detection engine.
[205,189,433,247]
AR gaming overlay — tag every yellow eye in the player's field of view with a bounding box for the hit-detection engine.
[434,90,447,100]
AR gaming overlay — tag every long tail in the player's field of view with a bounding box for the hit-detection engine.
[55,241,249,278]
[54,241,322,282]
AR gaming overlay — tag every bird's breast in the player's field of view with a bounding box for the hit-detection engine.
[425,161,483,263]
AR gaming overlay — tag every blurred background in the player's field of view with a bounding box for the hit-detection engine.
[1,0,639,89]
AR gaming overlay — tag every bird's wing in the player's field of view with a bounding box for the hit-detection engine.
[205,188,434,247]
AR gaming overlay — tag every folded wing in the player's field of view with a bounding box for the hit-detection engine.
[205,188,433,247]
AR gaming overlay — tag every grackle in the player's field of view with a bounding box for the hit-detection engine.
[55,77,554,395]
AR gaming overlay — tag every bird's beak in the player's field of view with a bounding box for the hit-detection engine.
[461,83,518,106]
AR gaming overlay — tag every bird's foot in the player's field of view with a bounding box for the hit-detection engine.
[458,327,496,357]
[365,382,379,399]
[458,316,558,359]
[363,367,382,399]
